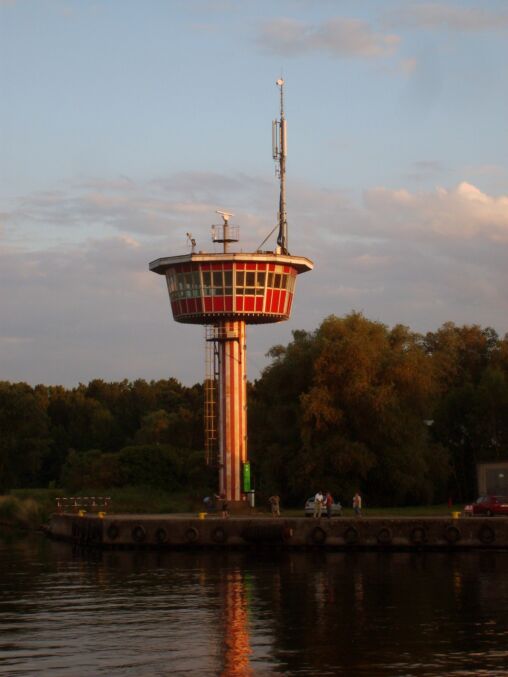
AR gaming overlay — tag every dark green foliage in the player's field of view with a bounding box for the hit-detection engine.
[0,378,205,494]
[0,382,51,492]
[249,315,508,506]
[1,315,508,506]
[60,449,124,492]
[118,445,183,491]
[58,443,213,495]
[249,329,316,503]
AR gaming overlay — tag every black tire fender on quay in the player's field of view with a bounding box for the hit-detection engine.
[185,527,199,543]
[154,527,168,544]
[478,524,495,545]
[444,525,461,544]
[212,527,227,544]
[343,526,359,545]
[376,527,392,545]
[410,526,427,545]
[311,526,327,545]
[132,524,146,543]
[107,523,120,541]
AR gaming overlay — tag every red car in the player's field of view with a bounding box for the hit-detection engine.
[464,495,508,517]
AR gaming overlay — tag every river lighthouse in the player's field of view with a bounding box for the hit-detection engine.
[149,80,313,505]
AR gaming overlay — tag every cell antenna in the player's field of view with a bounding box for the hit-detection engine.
[272,78,288,254]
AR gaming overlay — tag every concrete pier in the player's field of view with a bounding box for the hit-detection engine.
[47,513,508,550]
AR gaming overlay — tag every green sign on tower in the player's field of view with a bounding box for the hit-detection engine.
[242,461,251,493]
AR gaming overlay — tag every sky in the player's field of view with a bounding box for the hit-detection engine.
[1,0,508,387]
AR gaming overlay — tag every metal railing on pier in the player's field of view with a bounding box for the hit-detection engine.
[55,497,111,513]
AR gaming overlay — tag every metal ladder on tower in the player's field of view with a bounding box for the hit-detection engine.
[204,325,219,466]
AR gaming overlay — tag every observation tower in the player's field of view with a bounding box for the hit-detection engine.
[149,80,313,506]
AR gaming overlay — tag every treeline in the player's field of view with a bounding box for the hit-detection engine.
[249,313,508,505]
[0,378,211,495]
[1,313,508,505]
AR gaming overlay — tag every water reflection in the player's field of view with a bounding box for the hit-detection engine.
[219,570,252,677]
[1,534,508,675]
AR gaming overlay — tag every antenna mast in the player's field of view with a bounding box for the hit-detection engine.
[273,78,289,254]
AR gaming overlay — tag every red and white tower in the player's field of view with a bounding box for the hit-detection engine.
[149,80,313,505]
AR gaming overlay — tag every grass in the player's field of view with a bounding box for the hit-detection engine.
[2,488,467,528]
[352,504,466,517]
[283,504,466,518]
[101,487,197,514]
[0,495,46,530]
[8,486,202,522]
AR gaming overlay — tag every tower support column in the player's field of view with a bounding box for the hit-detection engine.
[218,320,247,502]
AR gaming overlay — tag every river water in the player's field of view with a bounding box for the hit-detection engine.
[1,532,508,676]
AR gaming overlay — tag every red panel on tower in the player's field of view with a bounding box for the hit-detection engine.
[266,289,272,311]
[271,290,280,313]
[278,291,286,314]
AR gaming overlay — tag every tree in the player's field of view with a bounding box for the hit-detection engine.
[0,382,50,492]
[300,314,443,505]
[249,329,316,502]
[426,324,506,500]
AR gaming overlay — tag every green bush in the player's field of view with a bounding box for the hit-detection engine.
[118,445,184,491]
[60,449,124,492]
[16,498,43,528]
[0,496,19,521]
[0,495,44,529]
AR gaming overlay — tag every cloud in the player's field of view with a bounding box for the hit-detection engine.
[386,3,508,32]
[294,178,508,339]
[2,172,508,387]
[364,181,508,242]
[257,17,400,58]
[1,172,279,250]
[0,235,203,385]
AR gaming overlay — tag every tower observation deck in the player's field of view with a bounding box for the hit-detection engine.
[149,80,313,505]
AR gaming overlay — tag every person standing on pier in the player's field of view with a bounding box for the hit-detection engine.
[353,492,362,517]
[215,493,229,518]
[268,495,280,517]
[325,491,334,519]
[314,491,324,518]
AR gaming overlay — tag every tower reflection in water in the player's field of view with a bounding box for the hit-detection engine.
[219,568,253,677]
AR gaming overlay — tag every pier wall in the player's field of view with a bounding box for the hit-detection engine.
[47,514,508,550]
